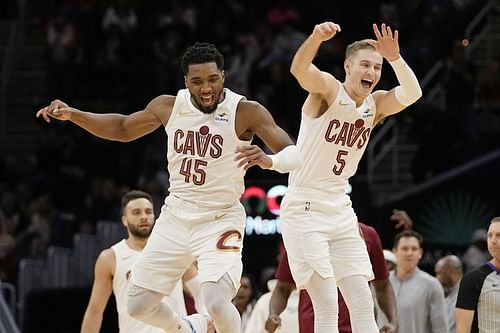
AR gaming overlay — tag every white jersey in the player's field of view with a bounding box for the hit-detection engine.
[112,240,186,333]
[289,81,377,193]
[165,88,250,208]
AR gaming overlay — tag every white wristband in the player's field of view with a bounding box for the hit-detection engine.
[268,145,302,174]
[389,57,422,106]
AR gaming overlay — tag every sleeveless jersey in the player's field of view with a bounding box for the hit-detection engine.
[112,240,186,333]
[289,81,377,193]
[165,88,250,207]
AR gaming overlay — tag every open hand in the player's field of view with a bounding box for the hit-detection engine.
[390,209,413,230]
[368,23,400,62]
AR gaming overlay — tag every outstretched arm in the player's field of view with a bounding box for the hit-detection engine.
[370,23,422,124]
[81,249,114,333]
[36,95,173,142]
[290,22,340,102]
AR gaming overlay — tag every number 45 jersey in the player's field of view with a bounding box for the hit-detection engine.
[289,81,376,194]
[165,88,250,208]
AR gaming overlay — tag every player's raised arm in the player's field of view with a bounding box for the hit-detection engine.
[36,95,173,142]
[290,21,341,99]
[370,23,422,124]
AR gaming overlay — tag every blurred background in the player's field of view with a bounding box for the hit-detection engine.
[0,0,499,332]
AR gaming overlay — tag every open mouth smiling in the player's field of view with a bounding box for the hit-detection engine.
[361,79,374,89]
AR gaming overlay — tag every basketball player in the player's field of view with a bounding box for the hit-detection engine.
[37,42,301,333]
[266,223,398,333]
[81,190,206,333]
[280,22,422,333]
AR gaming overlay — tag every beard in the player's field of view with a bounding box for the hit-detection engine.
[191,90,224,114]
[198,104,217,114]
[128,223,153,239]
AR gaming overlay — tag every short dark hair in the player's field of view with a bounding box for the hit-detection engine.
[181,42,224,75]
[393,229,423,249]
[345,39,376,59]
[121,190,153,215]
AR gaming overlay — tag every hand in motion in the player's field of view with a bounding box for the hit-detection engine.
[264,314,281,332]
[368,23,400,62]
[36,99,74,122]
[380,322,397,333]
[312,21,341,43]
[390,209,413,230]
[235,145,272,171]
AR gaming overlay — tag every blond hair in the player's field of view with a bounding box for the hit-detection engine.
[491,216,500,224]
[345,39,376,59]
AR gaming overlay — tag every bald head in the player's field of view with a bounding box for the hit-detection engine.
[435,255,463,290]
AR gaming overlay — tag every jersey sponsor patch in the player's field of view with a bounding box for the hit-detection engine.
[214,111,229,122]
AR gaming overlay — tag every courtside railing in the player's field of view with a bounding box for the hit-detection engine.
[366,0,498,193]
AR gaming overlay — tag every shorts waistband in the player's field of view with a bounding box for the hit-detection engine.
[166,195,235,212]
[287,185,347,197]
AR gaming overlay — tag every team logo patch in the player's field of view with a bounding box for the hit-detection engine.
[199,125,209,135]
[355,119,364,128]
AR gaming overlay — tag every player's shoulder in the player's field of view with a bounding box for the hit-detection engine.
[145,95,177,124]
[148,94,176,109]
[237,99,264,112]
[236,99,270,123]
[98,247,116,266]
[372,89,388,97]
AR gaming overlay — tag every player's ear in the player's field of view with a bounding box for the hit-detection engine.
[184,76,188,88]
[344,59,351,76]
[121,215,127,227]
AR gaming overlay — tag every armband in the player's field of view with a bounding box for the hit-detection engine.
[268,145,302,173]
[390,57,422,106]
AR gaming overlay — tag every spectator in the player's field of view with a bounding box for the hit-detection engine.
[388,230,448,333]
[462,228,490,272]
[46,10,77,101]
[434,255,463,333]
[233,272,259,332]
[442,40,478,159]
